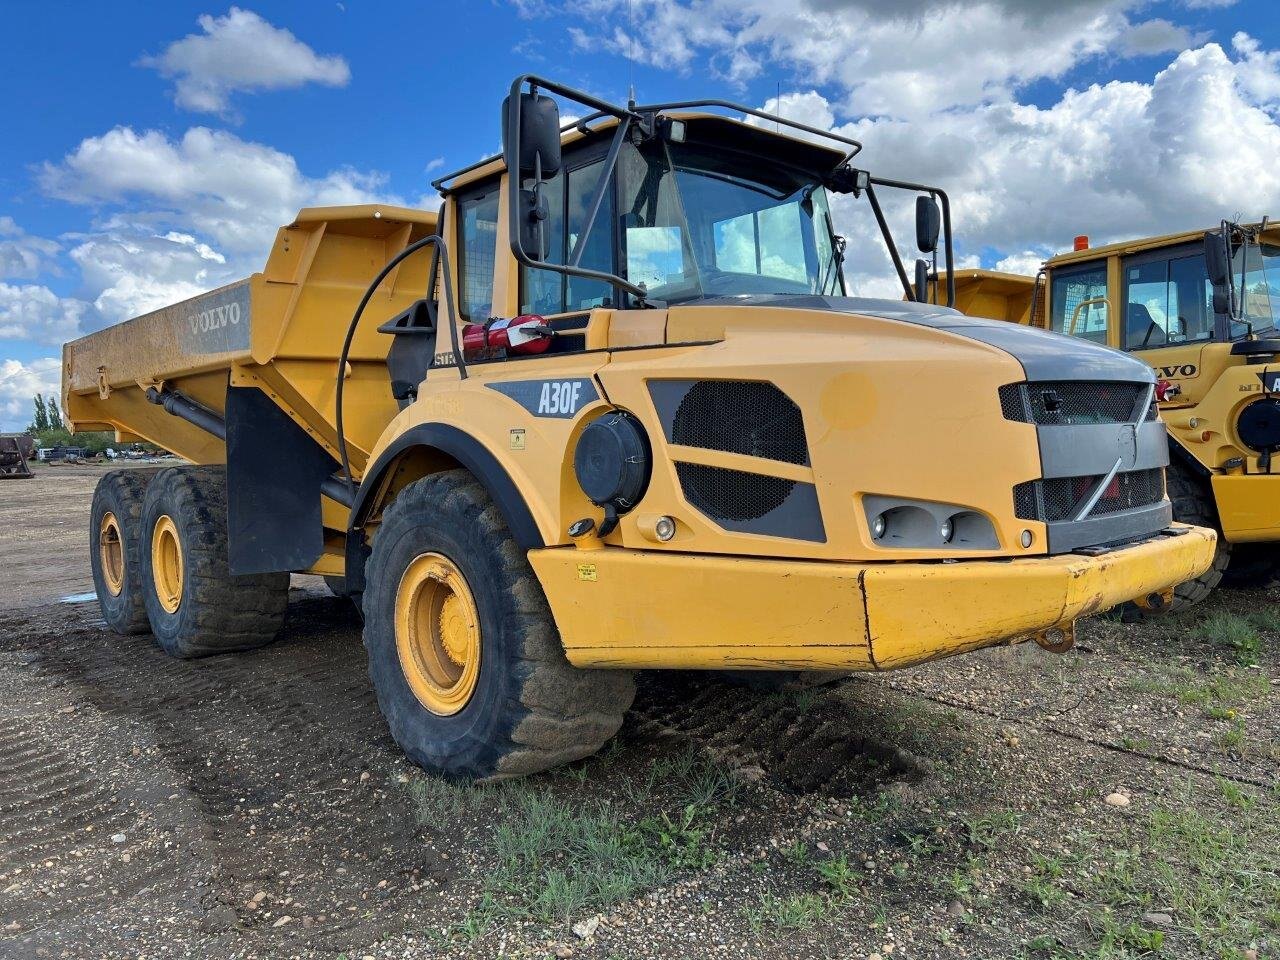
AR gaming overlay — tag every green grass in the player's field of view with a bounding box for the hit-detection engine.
[408,749,739,940]
[1045,795,1280,957]
[1201,612,1264,666]
[1134,665,1271,711]
[743,892,836,933]
[814,855,859,898]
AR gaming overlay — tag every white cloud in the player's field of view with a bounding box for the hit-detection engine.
[34,124,403,340]
[0,285,91,346]
[994,251,1052,275]
[1119,19,1203,56]
[0,218,60,280]
[0,358,62,433]
[39,125,398,257]
[561,0,1188,119]
[139,7,350,116]
[791,35,1280,295]
[68,232,227,324]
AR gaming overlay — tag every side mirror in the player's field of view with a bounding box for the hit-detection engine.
[916,196,941,254]
[502,92,562,180]
[914,258,930,303]
[516,188,551,262]
[1204,230,1232,316]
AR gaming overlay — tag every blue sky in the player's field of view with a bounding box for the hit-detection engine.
[3,0,1279,429]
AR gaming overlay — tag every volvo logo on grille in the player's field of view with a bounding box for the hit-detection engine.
[1116,423,1139,466]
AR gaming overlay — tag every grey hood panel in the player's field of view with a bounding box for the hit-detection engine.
[686,294,1154,385]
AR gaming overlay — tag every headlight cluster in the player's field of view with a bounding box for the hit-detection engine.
[863,495,999,550]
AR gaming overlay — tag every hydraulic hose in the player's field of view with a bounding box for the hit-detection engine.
[335,234,460,501]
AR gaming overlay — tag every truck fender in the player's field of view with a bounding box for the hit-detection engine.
[345,423,544,592]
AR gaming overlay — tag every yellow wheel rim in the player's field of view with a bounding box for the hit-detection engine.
[99,512,125,597]
[151,515,184,614]
[395,552,481,716]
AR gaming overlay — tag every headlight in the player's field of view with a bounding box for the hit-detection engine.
[863,495,998,550]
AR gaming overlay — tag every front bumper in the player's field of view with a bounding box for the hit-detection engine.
[528,524,1217,671]
[1211,474,1280,543]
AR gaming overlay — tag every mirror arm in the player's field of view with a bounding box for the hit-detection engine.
[568,116,631,267]
[505,76,647,302]
[937,187,955,308]
[864,182,914,299]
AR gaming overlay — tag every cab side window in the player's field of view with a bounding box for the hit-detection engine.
[1049,262,1108,345]
[520,156,617,315]
[1122,247,1213,349]
[458,187,500,321]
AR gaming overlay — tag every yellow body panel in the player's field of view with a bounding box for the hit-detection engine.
[529,525,1215,670]
[1210,475,1280,543]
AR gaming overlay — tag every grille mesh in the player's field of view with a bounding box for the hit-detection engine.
[671,381,808,465]
[675,463,795,522]
[1014,468,1164,523]
[999,381,1149,425]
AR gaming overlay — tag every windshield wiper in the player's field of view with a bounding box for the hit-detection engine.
[817,209,845,296]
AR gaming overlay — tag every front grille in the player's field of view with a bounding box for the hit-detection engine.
[671,380,808,465]
[1014,468,1165,523]
[675,462,795,522]
[999,381,1151,425]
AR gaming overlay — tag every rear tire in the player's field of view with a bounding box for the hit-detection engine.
[1164,462,1230,612]
[139,465,289,658]
[90,468,159,635]
[362,470,635,779]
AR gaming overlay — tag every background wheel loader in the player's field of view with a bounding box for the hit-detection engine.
[63,75,1216,779]
[934,221,1280,610]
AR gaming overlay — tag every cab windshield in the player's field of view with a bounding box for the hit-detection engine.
[617,139,841,303]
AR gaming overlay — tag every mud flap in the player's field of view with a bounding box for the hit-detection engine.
[225,385,339,576]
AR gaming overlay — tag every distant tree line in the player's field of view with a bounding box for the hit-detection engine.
[25,394,159,457]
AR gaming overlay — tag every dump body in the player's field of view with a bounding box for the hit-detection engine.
[64,205,437,574]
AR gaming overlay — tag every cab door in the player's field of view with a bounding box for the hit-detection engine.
[1122,243,1214,400]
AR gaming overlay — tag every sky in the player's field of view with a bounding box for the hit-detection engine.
[3,0,1279,430]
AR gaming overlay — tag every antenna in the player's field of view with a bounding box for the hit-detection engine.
[627,0,636,107]
[776,80,781,133]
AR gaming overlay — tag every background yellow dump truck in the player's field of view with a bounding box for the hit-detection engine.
[64,76,1215,778]
[936,221,1280,608]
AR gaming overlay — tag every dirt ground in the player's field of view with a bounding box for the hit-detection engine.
[0,465,1276,960]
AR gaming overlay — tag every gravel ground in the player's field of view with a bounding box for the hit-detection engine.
[0,466,1276,960]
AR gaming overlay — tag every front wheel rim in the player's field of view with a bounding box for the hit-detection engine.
[394,552,481,716]
[151,515,183,614]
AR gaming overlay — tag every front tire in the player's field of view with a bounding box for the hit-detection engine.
[361,470,635,779]
[1165,461,1230,611]
[139,466,289,658]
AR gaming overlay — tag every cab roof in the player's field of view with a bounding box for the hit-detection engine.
[1048,220,1280,268]
[440,112,849,195]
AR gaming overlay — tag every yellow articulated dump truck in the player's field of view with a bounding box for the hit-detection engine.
[63,75,1215,778]
[937,221,1280,609]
